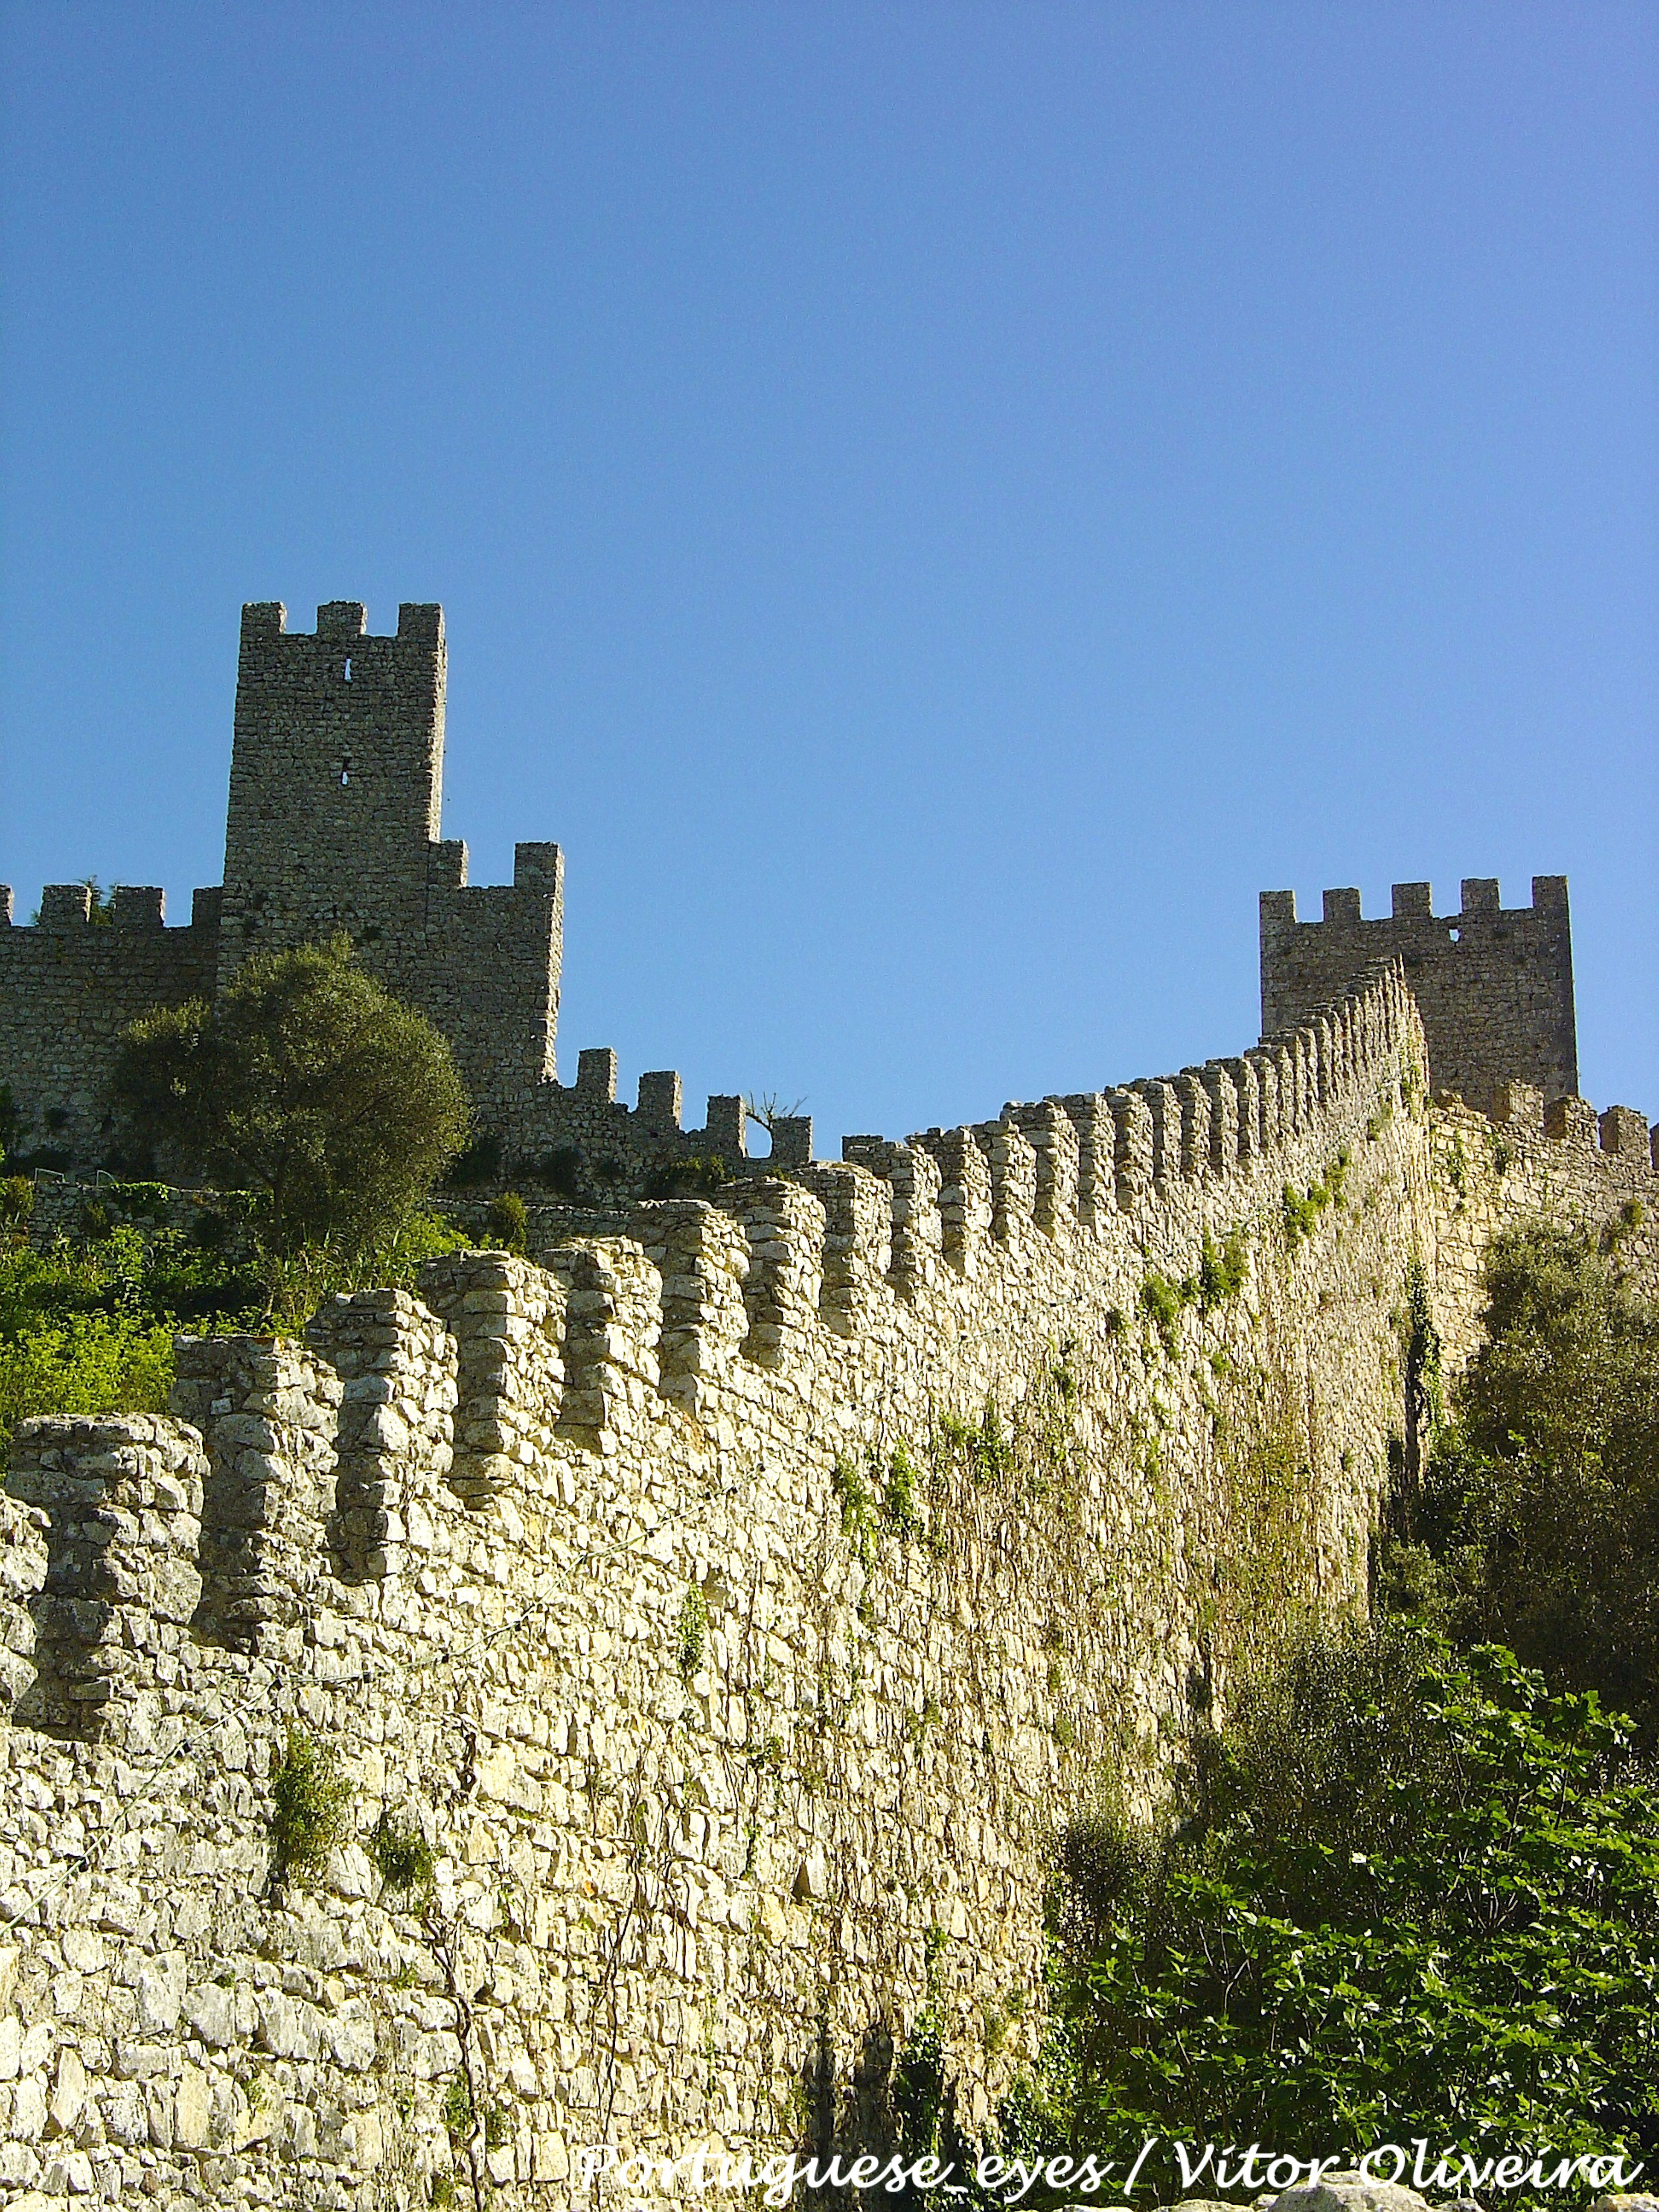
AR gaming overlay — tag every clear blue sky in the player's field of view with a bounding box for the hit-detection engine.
[3,3,1655,1153]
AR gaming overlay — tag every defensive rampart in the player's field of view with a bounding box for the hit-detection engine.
[3,967,1656,2209]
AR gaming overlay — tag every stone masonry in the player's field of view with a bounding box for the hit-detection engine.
[1,957,1656,2209]
[2,598,1657,2209]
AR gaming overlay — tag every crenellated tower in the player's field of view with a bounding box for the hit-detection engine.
[221,600,565,1119]
[1260,876,1578,1110]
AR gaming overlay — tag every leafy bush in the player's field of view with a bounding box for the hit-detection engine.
[0,1226,265,1469]
[0,1310,175,1457]
[114,935,471,1271]
[485,1190,528,1255]
[643,1153,728,1200]
[1390,1220,1659,1748]
[1048,1623,1659,2160]
[444,1129,503,1188]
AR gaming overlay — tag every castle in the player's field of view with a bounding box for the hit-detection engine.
[1,602,791,1186]
[0,605,1655,2209]
[0,600,1588,1187]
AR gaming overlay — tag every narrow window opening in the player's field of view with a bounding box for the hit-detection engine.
[1449,926,1461,943]
[340,767,351,787]
[343,656,353,682]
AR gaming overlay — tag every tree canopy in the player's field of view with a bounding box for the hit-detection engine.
[114,936,471,1269]
[1040,1626,1659,2166]
[1394,1219,1659,1748]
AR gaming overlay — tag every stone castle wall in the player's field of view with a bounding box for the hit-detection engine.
[0,887,221,1167]
[1260,876,1578,1110]
[3,966,1656,2210]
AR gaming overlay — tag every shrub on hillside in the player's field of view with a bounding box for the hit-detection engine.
[1385,1220,1659,1747]
[114,935,471,1275]
[1042,1623,1659,2164]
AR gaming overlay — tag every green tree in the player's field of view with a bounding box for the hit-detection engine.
[114,937,470,1275]
[1045,1624,1659,2168]
[1392,1221,1659,1747]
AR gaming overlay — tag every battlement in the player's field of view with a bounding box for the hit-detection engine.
[0,880,223,1163]
[11,958,1651,1748]
[1260,873,1577,1109]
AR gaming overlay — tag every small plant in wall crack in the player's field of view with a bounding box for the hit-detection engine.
[677,1582,709,1681]
[372,1806,436,1898]
[268,1725,352,1888]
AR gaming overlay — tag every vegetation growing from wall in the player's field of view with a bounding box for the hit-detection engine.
[269,1726,353,1887]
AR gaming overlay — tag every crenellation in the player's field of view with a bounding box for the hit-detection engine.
[306,1292,459,1583]
[1262,874,1578,1106]
[173,1334,343,1659]
[972,1117,1037,1247]
[1008,1100,1080,1233]
[702,1093,748,1162]
[416,1253,563,1505]
[110,885,166,927]
[1106,1085,1155,1212]
[636,1068,683,1133]
[544,1237,662,1443]
[1199,1062,1239,1172]
[1131,1077,1180,1189]
[766,1112,814,1166]
[38,882,95,927]
[1220,1057,1259,1161]
[1173,1070,1211,1179]
[727,1176,827,1362]
[797,1161,893,1333]
[1056,1093,1116,1227]
[1491,1078,1544,1131]
[6,1414,206,1743]
[918,1125,993,1275]
[1598,1104,1650,1164]
[576,1046,618,1102]
[1545,1094,1598,1147]
[630,1201,749,1411]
